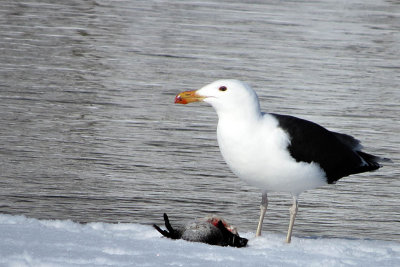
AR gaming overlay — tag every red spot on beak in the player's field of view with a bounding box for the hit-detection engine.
[174,94,186,104]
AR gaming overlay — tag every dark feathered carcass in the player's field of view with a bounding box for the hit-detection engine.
[153,213,248,248]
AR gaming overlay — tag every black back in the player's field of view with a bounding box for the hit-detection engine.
[271,114,381,184]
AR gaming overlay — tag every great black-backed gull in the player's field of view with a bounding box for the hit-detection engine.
[175,79,388,243]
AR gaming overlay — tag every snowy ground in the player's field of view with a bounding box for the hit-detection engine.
[1,214,399,267]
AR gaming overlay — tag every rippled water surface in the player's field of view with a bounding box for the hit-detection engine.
[1,0,399,242]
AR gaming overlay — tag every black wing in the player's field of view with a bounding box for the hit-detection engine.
[271,114,381,184]
[216,220,248,248]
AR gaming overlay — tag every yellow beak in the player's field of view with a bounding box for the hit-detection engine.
[174,90,205,104]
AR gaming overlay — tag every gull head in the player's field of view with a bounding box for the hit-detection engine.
[175,79,261,117]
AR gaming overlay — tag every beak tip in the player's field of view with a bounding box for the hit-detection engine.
[174,94,186,104]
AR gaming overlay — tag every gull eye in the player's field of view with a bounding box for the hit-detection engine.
[219,86,227,92]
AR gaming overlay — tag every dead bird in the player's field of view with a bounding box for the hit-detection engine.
[153,213,248,248]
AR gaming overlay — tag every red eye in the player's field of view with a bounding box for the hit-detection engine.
[219,86,227,91]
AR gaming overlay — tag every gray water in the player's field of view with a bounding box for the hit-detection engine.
[1,0,399,242]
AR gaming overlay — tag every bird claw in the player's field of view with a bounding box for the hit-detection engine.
[153,213,181,239]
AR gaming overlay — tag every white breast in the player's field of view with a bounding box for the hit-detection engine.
[217,114,326,195]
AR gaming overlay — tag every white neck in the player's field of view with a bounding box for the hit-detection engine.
[213,97,262,124]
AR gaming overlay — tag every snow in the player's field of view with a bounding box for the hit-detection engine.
[1,214,399,267]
